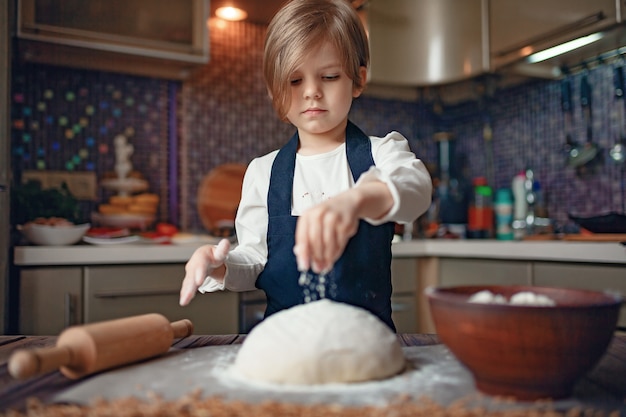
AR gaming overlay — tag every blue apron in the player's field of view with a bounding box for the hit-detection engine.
[256,121,396,331]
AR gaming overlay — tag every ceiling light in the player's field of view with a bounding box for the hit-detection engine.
[215,6,248,21]
[526,33,604,64]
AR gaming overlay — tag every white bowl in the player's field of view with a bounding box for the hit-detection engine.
[18,223,91,246]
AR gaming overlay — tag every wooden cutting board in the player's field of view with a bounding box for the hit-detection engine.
[523,234,626,242]
[197,164,247,233]
[563,234,626,242]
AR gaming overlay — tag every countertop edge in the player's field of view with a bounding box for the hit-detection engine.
[392,240,626,264]
[14,240,626,266]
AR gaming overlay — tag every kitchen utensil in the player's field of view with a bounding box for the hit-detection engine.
[569,73,600,168]
[568,212,626,233]
[610,65,626,165]
[8,313,193,380]
[426,285,622,400]
[560,74,578,163]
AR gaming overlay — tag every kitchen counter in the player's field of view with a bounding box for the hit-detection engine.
[1,333,625,414]
[13,240,626,266]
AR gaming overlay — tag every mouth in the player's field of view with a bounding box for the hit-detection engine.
[303,107,326,116]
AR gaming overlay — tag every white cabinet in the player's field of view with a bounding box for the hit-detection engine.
[20,267,82,335]
[533,262,626,328]
[19,263,239,335]
[17,0,209,79]
[439,258,532,287]
[490,0,621,69]
[391,258,419,333]
[84,265,238,335]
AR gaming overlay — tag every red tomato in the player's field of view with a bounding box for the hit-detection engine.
[156,222,179,237]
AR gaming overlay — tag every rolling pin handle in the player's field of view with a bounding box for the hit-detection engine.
[171,319,194,339]
[8,346,72,380]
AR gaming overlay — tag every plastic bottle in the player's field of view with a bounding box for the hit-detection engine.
[494,188,514,240]
[511,172,527,239]
[467,177,493,238]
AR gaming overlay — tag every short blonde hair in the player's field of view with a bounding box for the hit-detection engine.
[263,0,369,120]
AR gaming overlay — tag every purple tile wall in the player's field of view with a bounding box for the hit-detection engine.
[10,19,626,234]
[11,65,171,221]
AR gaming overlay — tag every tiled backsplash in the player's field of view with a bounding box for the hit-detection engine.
[11,19,625,234]
[11,66,172,221]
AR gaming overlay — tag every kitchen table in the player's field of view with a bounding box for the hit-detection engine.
[1,333,625,415]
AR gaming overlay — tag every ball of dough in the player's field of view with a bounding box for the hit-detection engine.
[233,299,405,385]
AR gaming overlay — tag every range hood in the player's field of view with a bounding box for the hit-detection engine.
[493,0,626,78]
[366,0,626,87]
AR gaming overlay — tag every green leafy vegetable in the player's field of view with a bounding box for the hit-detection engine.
[11,180,81,225]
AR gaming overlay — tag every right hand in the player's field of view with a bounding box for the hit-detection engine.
[179,239,230,306]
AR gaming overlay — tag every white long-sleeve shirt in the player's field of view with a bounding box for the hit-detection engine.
[199,130,432,293]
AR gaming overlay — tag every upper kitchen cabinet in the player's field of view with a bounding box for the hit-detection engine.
[367,0,489,86]
[491,0,626,77]
[366,0,626,87]
[16,0,209,79]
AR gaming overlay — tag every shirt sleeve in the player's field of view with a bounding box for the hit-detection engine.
[357,131,432,225]
[198,154,275,293]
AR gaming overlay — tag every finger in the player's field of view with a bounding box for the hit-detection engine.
[293,244,309,272]
[194,267,206,286]
[213,239,230,262]
[321,213,342,271]
[294,218,311,271]
[179,275,196,306]
[309,218,326,274]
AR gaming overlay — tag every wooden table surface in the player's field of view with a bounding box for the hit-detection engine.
[1,333,625,414]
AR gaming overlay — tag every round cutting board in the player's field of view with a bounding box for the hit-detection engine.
[197,163,247,233]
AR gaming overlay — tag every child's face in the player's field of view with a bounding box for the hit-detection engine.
[285,41,365,137]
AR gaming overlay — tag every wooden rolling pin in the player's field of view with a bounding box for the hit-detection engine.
[8,313,193,380]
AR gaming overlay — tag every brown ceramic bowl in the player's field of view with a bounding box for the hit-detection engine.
[426,285,622,400]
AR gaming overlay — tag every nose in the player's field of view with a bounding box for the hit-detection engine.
[303,79,322,100]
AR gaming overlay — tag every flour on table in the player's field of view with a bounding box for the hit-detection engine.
[232,299,405,385]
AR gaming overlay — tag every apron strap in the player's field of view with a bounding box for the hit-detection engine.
[268,130,299,217]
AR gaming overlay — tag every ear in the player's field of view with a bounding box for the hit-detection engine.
[352,66,368,98]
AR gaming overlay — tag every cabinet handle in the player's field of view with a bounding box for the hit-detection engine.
[93,289,179,298]
[64,293,75,328]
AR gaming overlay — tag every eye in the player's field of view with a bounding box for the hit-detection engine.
[322,74,340,81]
[290,78,302,86]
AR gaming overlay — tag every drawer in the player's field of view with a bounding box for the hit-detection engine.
[440,258,532,287]
[20,267,83,335]
[84,264,238,335]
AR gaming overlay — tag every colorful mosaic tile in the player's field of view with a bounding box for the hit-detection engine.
[10,20,625,234]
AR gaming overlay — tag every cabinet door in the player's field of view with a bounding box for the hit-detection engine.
[20,267,82,335]
[391,294,417,334]
[533,262,626,328]
[84,265,238,335]
[391,258,418,333]
[440,258,532,287]
[490,0,617,67]
[391,258,417,294]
